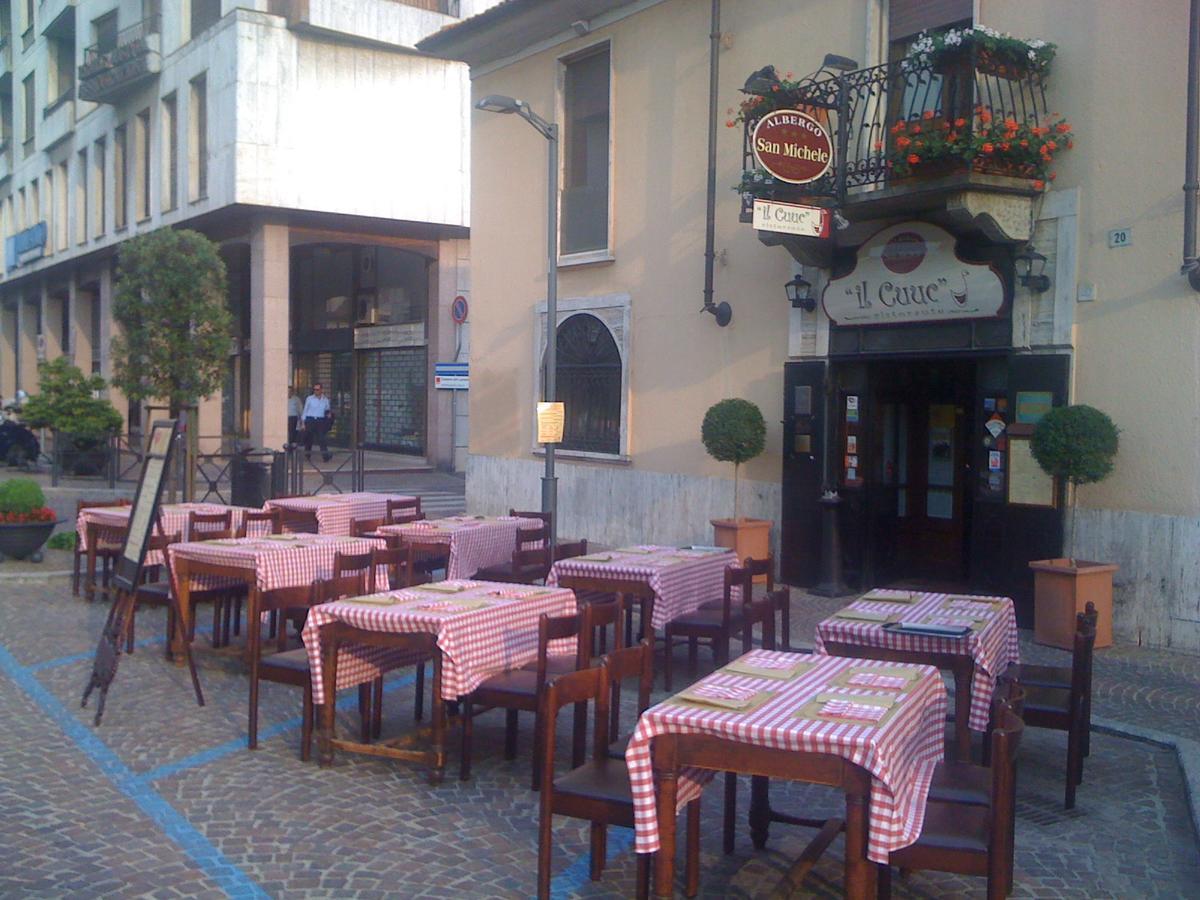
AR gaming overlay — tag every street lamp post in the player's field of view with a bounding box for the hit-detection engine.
[475,95,559,553]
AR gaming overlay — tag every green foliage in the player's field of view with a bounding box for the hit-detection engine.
[20,358,123,439]
[702,399,766,465]
[47,530,77,550]
[1030,405,1119,486]
[0,478,46,514]
[111,228,232,411]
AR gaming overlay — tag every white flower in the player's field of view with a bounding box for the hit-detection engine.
[1028,49,1037,60]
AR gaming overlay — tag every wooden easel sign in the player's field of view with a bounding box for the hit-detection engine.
[81,419,204,724]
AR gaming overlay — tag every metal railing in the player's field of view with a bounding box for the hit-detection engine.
[740,48,1049,213]
[82,14,161,70]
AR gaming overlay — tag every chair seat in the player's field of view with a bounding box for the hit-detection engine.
[669,606,744,631]
[1023,683,1071,716]
[1005,662,1070,689]
[696,596,725,612]
[927,760,991,807]
[607,734,631,760]
[520,654,577,677]
[474,668,540,699]
[476,561,548,584]
[898,799,990,857]
[259,648,312,674]
[554,759,634,806]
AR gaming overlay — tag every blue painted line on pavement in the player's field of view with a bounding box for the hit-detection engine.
[0,642,268,899]
[28,626,215,672]
[551,828,635,899]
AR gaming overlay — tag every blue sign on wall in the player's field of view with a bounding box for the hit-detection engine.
[5,221,47,272]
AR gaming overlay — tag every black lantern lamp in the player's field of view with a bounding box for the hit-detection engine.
[1015,246,1051,293]
[786,273,815,311]
[741,65,781,95]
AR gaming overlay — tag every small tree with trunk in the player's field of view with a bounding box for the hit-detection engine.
[110,228,232,418]
[702,398,767,521]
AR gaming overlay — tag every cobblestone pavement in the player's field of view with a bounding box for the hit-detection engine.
[0,577,1196,898]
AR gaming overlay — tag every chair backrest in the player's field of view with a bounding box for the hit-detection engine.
[742,589,782,651]
[351,517,385,537]
[535,611,584,681]
[386,497,423,523]
[402,538,450,586]
[581,595,625,663]
[602,639,652,750]
[238,508,281,538]
[554,538,588,561]
[145,531,182,552]
[1070,601,1098,707]
[278,507,318,534]
[510,509,551,529]
[329,550,372,598]
[188,510,233,541]
[538,662,608,791]
[718,564,755,627]
[988,703,1025,850]
[741,555,775,592]
[77,498,132,512]
[369,546,407,593]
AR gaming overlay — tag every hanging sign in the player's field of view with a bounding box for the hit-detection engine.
[434,362,468,390]
[752,199,830,237]
[822,222,1006,326]
[751,110,834,184]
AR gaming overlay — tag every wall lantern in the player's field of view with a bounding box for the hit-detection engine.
[786,273,816,311]
[1015,246,1051,294]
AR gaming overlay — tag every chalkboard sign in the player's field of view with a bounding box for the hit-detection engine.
[114,419,177,592]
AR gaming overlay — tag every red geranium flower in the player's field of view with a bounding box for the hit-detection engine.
[907,153,921,165]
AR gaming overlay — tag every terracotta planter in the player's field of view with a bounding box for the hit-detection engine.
[711,518,772,583]
[0,519,60,560]
[1029,558,1117,650]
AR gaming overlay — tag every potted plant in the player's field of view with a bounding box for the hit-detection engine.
[1027,404,1120,649]
[702,398,771,576]
[0,477,61,560]
[20,358,123,476]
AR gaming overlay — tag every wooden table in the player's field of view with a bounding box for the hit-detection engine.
[378,515,543,580]
[626,652,946,898]
[265,492,418,535]
[302,579,577,782]
[814,589,1020,760]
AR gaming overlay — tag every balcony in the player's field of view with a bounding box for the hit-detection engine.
[41,92,75,152]
[738,48,1056,266]
[78,15,161,104]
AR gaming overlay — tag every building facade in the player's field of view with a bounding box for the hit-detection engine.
[422,0,1200,651]
[0,0,492,468]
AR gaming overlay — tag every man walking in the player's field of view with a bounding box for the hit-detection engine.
[301,382,334,462]
[286,386,302,448]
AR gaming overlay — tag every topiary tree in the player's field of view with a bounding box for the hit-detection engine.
[0,477,46,515]
[702,398,767,521]
[1030,404,1119,556]
[21,358,123,475]
[110,228,232,417]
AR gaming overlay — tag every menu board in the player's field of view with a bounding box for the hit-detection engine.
[115,419,179,590]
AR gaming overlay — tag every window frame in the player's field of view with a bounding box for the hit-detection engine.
[555,40,614,267]
[533,293,631,462]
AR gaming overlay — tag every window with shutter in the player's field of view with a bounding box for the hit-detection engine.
[888,0,973,42]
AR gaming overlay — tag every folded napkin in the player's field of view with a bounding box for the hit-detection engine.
[343,594,401,606]
[737,652,800,670]
[724,653,813,680]
[681,545,727,553]
[412,599,489,613]
[944,594,1004,606]
[414,583,468,594]
[678,682,761,710]
[887,621,972,637]
[924,615,978,628]
[832,607,892,623]
[262,534,302,541]
[822,698,889,722]
[846,672,909,690]
[487,588,538,600]
[615,546,656,555]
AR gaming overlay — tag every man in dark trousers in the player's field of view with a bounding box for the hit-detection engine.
[300,382,333,462]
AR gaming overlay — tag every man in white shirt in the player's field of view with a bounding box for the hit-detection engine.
[301,382,333,461]
[286,386,303,449]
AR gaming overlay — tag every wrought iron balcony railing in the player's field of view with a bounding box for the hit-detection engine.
[739,49,1050,217]
[81,14,161,73]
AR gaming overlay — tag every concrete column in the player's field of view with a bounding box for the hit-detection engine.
[41,284,63,361]
[96,265,127,421]
[71,280,93,375]
[17,295,38,393]
[0,303,16,400]
[249,218,289,450]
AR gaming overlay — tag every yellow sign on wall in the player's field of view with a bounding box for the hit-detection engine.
[536,402,564,444]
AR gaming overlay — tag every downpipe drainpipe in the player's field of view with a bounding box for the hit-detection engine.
[702,0,731,326]
[1184,0,1200,289]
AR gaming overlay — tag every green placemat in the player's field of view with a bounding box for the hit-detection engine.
[668,689,775,715]
[413,583,469,594]
[795,691,903,727]
[408,599,492,614]
[342,594,402,606]
[262,533,303,541]
[722,657,816,681]
[615,547,656,555]
[575,554,614,563]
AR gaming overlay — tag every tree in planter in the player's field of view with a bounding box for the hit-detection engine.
[701,398,767,522]
[21,358,123,475]
[110,228,232,419]
[1030,404,1119,558]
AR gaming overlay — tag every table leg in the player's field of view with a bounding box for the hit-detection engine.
[85,524,99,602]
[654,763,679,898]
[318,628,338,766]
[246,587,261,750]
[843,780,876,900]
[429,653,445,784]
[172,557,191,666]
[749,774,771,849]
[953,659,975,761]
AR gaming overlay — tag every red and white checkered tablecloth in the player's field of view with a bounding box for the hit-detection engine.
[547,546,737,631]
[265,492,418,536]
[625,652,946,862]
[166,533,387,596]
[77,503,259,565]
[377,516,543,580]
[301,580,577,704]
[813,589,1020,732]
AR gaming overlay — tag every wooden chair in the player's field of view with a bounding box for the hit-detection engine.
[351,516,385,538]
[74,498,132,598]
[124,531,183,654]
[536,655,699,899]
[930,681,1026,808]
[367,545,429,726]
[662,563,754,691]
[694,556,779,647]
[554,538,588,561]
[880,705,1025,900]
[603,634,651,761]
[510,508,550,528]
[460,611,583,788]
[182,510,246,648]
[475,522,552,584]
[402,537,450,585]
[1008,602,1097,809]
[236,508,281,538]
[386,497,423,524]
[277,507,318,534]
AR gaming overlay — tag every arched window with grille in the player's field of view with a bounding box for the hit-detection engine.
[551,313,621,454]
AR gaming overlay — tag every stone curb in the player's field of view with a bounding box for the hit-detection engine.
[1092,715,1200,845]
[0,570,73,580]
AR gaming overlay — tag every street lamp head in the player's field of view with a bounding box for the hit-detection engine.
[475,94,524,114]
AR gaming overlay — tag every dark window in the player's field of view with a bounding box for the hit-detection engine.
[190,0,221,38]
[552,313,621,454]
[113,123,126,229]
[162,93,177,210]
[50,38,74,106]
[59,294,69,354]
[888,0,972,42]
[93,12,117,54]
[561,47,610,255]
[21,74,33,154]
[89,293,101,374]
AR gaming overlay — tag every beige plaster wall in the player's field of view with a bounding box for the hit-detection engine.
[470,0,863,489]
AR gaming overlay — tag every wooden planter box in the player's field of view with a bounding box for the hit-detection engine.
[711,518,772,584]
[1029,558,1117,649]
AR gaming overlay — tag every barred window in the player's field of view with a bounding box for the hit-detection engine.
[553,313,620,454]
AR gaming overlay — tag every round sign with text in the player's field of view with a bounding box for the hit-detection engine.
[751,110,834,185]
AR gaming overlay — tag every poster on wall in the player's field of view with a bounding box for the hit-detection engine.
[822,222,1006,326]
[1008,437,1055,507]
